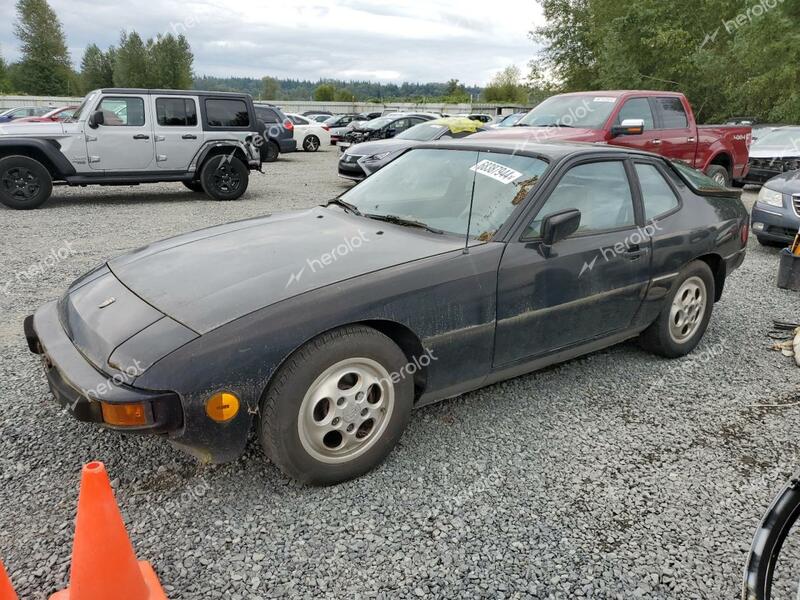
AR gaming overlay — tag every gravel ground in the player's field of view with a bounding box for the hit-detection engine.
[1,148,799,599]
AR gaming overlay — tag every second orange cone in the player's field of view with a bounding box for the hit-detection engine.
[50,461,167,600]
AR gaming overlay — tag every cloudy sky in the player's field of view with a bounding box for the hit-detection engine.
[0,0,545,86]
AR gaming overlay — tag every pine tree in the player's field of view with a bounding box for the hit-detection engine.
[0,53,9,93]
[12,0,73,95]
[80,44,115,92]
[149,33,193,89]
[113,31,151,88]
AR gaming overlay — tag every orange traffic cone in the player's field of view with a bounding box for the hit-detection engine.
[50,461,167,600]
[0,560,18,600]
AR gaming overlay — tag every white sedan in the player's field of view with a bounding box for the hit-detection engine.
[287,113,331,151]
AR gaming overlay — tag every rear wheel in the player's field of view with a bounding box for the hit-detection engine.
[261,140,279,163]
[0,155,53,210]
[303,135,320,152]
[182,180,204,193]
[706,165,731,187]
[259,325,414,485]
[639,260,715,357]
[200,155,249,201]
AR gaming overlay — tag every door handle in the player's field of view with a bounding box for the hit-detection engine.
[132,134,150,140]
[181,134,197,140]
[650,139,662,146]
[687,136,696,143]
[623,244,648,260]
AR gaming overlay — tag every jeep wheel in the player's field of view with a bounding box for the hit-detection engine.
[0,155,53,210]
[200,155,249,201]
[182,180,204,193]
[261,141,280,163]
[303,135,320,152]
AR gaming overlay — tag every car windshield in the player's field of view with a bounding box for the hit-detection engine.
[396,122,448,141]
[339,148,548,238]
[68,96,93,122]
[752,128,800,149]
[517,94,618,128]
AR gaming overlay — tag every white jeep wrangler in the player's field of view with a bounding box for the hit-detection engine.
[0,88,263,209]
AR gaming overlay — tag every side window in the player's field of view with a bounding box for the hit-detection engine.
[155,98,197,127]
[97,97,145,126]
[289,115,309,125]
[392,119,410,132]
[656,97,688,129]
[635,163,679,220]
[205,99,249,127]
[526,161,635,238]
[616,98,654,129]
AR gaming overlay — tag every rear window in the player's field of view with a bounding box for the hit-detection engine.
[255,106,279,123]
[205,98,250,127]
[156,98,197,127]
[670,160,727,193]
[656,97,689,129]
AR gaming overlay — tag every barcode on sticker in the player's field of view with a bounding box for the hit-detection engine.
[470,160,523,185]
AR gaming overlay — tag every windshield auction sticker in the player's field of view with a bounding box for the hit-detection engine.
[471,160,523,185]
[593,97,617,103]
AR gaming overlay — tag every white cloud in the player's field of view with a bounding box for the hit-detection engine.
[0,0,546,86]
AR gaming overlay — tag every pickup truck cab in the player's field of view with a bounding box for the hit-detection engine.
[477,91,751,187]
[0,88,263,209]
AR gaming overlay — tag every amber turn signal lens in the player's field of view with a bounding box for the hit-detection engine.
[206,392,240,423]
[101,401,148,426]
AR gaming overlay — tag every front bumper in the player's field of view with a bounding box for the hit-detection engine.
[751,201,800,243]
[338,156,366,180]
[25,301,183,434]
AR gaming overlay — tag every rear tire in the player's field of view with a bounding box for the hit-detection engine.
[639,260,715,358]
[303,135,320,152]
[706,165,731,187]
[259,325,414,485]
[182,180,204,193]
[261,141,279,163]
[0,155,53,210]
[200,155,249,201]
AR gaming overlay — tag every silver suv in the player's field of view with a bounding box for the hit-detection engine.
[0,88,263,209]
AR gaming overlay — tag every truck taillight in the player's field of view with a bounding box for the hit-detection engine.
[283,119,294,131]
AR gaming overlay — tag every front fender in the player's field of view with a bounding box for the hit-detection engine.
[0,137,76,178]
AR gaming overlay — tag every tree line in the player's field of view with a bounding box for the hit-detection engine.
[532,0,800,123]
[1,0,193,96]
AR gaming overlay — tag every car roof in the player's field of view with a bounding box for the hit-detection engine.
[413,139,668,161]
[97,88,252,99]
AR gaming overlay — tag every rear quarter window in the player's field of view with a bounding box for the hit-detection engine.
[205,98,250,128]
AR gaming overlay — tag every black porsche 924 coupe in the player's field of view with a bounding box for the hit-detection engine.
[25,140,748,484]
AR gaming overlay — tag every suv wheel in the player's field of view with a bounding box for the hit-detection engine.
[200,155,249,201]
[183,180,204,193]
[261,141,279,163]
[0,155,53,210]
[303,135,320,152]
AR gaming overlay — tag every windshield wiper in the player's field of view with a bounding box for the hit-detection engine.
[365,213,444,234]
[325,198,362,216]
[513,123,532,127]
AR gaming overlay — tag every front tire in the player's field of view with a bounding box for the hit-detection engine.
[639,260,715,358]
[303,135,320,152]
[0,155,53,209]
[200,155,249,201]
[260,325,414,485]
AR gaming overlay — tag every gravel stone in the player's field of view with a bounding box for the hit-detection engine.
[0,149,798,599]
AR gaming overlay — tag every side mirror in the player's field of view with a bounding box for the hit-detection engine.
[88,110,104,129]
[611,118,645,137]
[540,209,581,250]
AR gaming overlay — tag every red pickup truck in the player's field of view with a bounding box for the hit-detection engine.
[480,91,751,186]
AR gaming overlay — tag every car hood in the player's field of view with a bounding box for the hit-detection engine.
[472,126,602,144]
[0,121,66,136]
[762,170,800,193]
[107,207,466,333]
[750,146,800,159]
[344,139,414,157]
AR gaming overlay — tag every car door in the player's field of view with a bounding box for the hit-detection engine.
[652,96,697,165]
[608,97,660,152]
[493,158,652,366]
[86,95,154,171]
[152,96,203,171]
